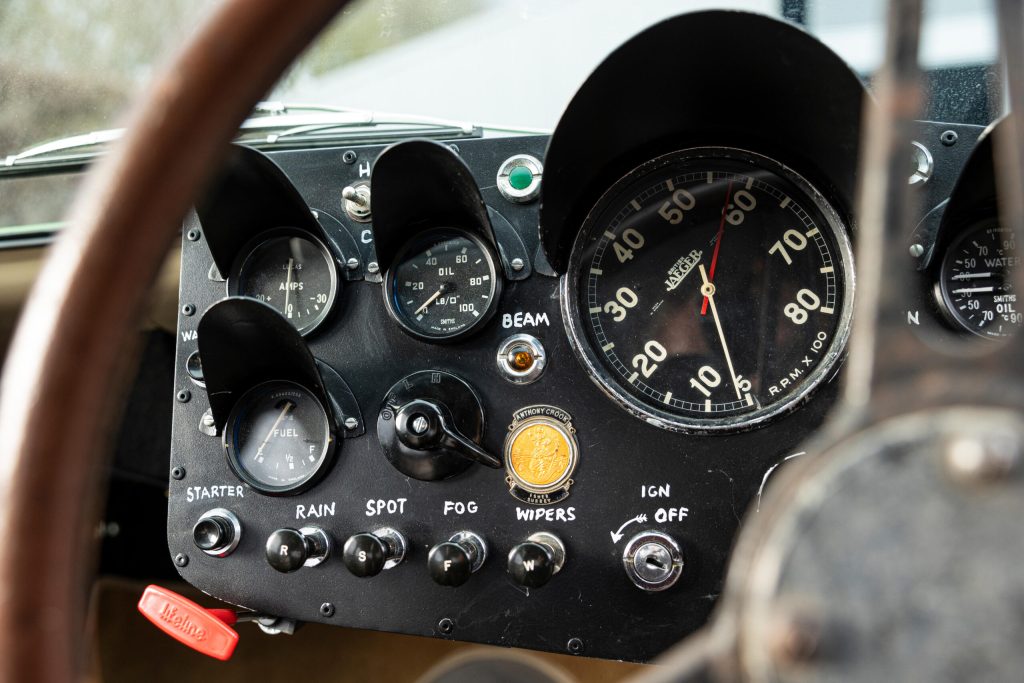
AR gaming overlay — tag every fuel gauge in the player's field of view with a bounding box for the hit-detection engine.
[224,380,335,494]
[939,221,1022,339]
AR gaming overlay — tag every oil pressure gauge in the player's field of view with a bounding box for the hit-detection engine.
[384,227,501,342]
[939,221,1022,339]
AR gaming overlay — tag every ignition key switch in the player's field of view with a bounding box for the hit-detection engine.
[622,530,684,591]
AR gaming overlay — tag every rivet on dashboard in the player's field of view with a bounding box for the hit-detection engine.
[174,553,189,567]
[171,466,186,480]
[319,602,336,618]
[342,150,357,164]
[567,637,584,654]
[940,129,959,146]
[186,229,201,242]
[437,617,454,635]
[176,389,191,403]
[181,304,196,316]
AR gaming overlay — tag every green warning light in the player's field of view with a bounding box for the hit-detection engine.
[508,165,534,191]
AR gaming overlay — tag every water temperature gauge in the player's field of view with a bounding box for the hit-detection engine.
[939,221,1022,339]
[224,380,335,494]
[229,229,339,336]
[384,227,501,342]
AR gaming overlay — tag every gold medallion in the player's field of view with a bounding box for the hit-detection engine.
[504,405,578,505]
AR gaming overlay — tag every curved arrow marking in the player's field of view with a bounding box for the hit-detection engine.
[610,514,648,543]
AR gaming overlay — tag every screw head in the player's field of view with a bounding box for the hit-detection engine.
[367,262,380,274]
[181,303,196,316]
[174,553,189,567]
[909,243,925,258]
[346,257,360,270]
[186,229,201,242]
[437,617,454,635]
[940,130,959,146]
[344,417,359,430]
[567,637,584,654]
[411,415,429,434]
[511,257,525,272]
[381,409,394,421]
[319,602,335,618]
[171,466,186,480]
[176,390,191,403]
[342,150,357,164]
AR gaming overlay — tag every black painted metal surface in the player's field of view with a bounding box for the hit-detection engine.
[167,127,972,661]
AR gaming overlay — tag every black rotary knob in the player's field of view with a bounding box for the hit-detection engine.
[192,509,240,557]
[507,532,566,588]
[428,531,487,587]
[265,527,330,573]
[342,528,407,578]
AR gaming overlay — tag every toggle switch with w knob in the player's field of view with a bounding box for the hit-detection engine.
[342,527,407,577]
[265,526,331,573]
[507,532,566,588]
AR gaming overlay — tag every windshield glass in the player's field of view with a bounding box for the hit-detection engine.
[0,0,1000,158]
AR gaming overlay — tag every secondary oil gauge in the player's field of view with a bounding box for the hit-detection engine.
[563,147,854,433]
[384,227,500,341]
[939,221,1021,339]
[229,229,339,335]
[224,380,335,494]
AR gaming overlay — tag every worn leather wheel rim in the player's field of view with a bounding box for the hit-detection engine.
[0,2,347,680]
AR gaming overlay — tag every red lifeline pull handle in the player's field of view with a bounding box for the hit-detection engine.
[137,585,239,661]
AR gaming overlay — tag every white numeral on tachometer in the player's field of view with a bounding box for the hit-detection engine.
[632,340,667,378]
[689,365,721,397]
[784,288,821,324]
[613,227,646,262]
[726,189,757,225]
[603,286,639,322]
[658,189,696,225]
[769,229,809,265]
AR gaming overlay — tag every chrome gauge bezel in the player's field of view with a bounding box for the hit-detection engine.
[227,227,340,337]
[383,226,502,343]
[223,379,336,495]
[560,146,856,434]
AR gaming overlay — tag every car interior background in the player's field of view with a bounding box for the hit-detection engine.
[1,1,1020,682]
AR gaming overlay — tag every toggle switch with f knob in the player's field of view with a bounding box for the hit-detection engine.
[427,531,487,587]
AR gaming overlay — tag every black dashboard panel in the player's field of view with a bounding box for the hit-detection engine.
[166,11,992,663]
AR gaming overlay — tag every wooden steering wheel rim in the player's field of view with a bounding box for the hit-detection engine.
[0,2,346,679]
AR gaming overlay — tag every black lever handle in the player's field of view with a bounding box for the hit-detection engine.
[395,399,501,469]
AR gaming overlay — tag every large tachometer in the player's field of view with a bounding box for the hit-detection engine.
[563,147,854,432]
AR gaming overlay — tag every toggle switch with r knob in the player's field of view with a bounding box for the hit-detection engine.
[427,531,488,587]
[265,526,331,573]
[378,370,501,481]
[507,532,566,588]
[342,527,407,577]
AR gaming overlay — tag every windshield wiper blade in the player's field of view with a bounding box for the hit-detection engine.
[1,102,479,176]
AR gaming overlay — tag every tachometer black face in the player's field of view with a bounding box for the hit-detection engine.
[385,227,500,341]
[230,230,338,336]
[224,380,334,494]
[563,147,855,432]
[939,221,1021,339]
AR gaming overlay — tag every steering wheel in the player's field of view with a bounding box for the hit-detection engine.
[0,1,349,679]
[4,2,1024,682]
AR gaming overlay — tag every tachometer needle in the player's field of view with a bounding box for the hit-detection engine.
[255,400,295,459]
[415,285,446,315]
[702,180,734,315]
[284,258,295,318]
[699,264,744,400]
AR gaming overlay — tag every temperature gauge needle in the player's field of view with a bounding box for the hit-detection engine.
[951,286,995,294]
[699,264,744,400]
[255,401,294,459]
[415,285,446,315]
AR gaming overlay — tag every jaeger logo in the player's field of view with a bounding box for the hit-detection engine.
[159,601,208,641]
[664,249,703,292]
